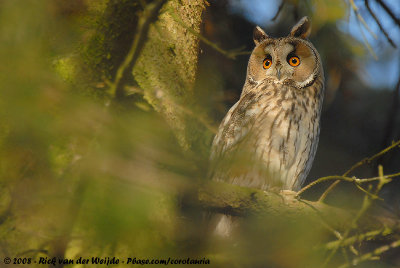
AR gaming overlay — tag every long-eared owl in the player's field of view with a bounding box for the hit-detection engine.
[209,17,324,236]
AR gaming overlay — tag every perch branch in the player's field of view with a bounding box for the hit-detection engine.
[196,180,400,232]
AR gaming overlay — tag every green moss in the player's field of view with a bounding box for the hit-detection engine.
[53,56,76,82]
[132,0,207,151]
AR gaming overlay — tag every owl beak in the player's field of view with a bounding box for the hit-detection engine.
[276,66,282,80]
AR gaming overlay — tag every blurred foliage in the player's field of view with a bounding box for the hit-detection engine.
[0,0,399,267]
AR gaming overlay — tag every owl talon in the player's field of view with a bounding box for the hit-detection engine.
[280,190,298,205]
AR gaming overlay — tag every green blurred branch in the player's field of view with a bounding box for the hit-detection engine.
[322,166,391,267]
[324,228,392,250]
[339,239,400,268]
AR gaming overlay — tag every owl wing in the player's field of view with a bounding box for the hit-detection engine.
[209,91,260,179]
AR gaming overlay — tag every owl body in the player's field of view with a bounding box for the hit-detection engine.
[209,17,324,235]
[211,76,323,191]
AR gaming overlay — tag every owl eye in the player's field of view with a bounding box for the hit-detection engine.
[288,56,300,67]
[263,58,272,69]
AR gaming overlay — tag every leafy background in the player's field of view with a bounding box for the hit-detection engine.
[0,0,399,267]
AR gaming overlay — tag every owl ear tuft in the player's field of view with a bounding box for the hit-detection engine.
[290,16,311,39]
[253,26,268,45]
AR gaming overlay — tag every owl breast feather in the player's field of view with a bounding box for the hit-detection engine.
[210,81,322,191]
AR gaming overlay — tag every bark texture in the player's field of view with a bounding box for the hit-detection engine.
[132,0,205,150]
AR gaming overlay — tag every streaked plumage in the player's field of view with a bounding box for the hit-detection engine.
[209,17,324,236]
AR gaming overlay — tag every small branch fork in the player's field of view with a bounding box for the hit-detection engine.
[296,140,400,202]
[322,166,392,267]
[297,140,400,267]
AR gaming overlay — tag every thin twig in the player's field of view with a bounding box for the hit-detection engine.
[318,180,340,202]
[168,8,250,59]
[356,15,378,59]
[375,0,400,28]
[315,140,400,202]
[108,0,167,97]
[364,0,396,48]
[296,171,400,198]
[344,140,400,176]
[349,0,378,40]
[324,228,392,250]
[297,176,355,197]
[322,166,391,267]
[339,239,400,268]
[322,187,371,267]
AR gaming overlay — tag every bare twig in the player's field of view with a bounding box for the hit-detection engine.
[339,239,400,268]
[364,0,396,48]
[375,0,400,28]
[108,0,167,97]
[314,140,400,202]
[324,228,392,250]
[344,140,400,177]
[357,15,378,59]
[297,175,364,198]
[296,171,400,198]
[168,8,250,59]
[322,166,392,267]
[318,180,341,202]
[349,0,378,39]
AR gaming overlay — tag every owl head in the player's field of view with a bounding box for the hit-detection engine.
[246,17,322,90]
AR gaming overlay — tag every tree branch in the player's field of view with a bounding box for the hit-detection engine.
[196,181,400,232]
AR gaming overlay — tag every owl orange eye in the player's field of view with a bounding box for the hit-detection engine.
[289,56,300,67]
[263,58,272,69]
